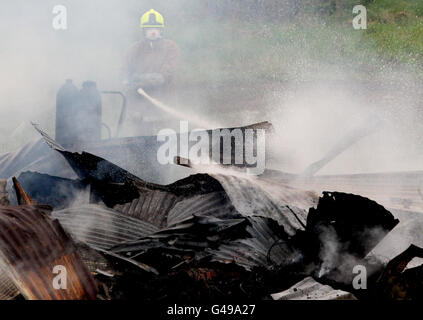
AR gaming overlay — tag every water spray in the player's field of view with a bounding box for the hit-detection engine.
[137,88,221,129]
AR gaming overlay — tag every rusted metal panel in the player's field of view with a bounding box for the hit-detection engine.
[52,204,159,250]
[0,271,19,300]
[12,177,35,205]
[0,205,97,300]
[0,180,8,206]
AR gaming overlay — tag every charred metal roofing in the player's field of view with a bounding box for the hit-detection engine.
[0,205,97,300]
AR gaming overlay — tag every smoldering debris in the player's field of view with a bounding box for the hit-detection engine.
[0,127,420,300]
[376,244,423,300]
[271,277,357,300]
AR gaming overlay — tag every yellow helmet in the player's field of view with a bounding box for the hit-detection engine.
[140,9,165,28]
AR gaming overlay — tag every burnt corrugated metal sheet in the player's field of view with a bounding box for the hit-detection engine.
[52,204,159,250]
[77,134,191,185]
[271,277,356,300]
[27,127,318,273]
[0,138,77,181]
[109,213,249,261]
[0,205,97,300]
[109,175,399,275]
[106,172,317,271]
[307,191,399,260]
[0,271,19,300]
[376,245,423,300]
[167,172,316,235]
[30,127,315,237]
[14,171,89,209]
[167,191,237,226]
[0,139,49,179]
[210,174,317,236]
[114,190,180,228]
[110,214,293,272]
[369,212,423,263]
[79,121,272,184]
[205,216,298,270]
[76,243,115,276]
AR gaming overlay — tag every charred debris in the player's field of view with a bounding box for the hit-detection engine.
[0,123,421,301]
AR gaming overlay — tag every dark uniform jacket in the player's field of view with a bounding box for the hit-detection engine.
[124,38,180,85]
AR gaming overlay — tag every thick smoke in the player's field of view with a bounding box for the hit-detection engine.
[2,0,423,177]
[0,1,213,149]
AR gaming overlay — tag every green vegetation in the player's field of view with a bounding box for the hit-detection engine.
[365,0,423,63]
[325,0,423,67]
[169,0,423,85]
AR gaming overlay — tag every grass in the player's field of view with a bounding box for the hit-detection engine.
[168,0,423,86]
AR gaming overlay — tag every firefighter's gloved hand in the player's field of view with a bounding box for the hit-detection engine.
[141,73,165,87]
[133,73,165,88]
[149,73,165,86]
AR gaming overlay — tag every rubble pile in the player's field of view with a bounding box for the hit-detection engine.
[0,125,421,300]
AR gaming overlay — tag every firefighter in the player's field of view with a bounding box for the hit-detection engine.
[124,9,179,120]
[123,9,180,134]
